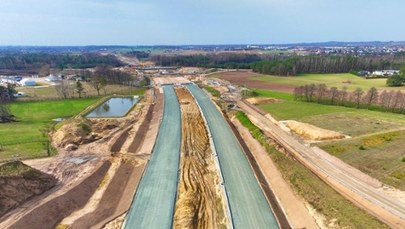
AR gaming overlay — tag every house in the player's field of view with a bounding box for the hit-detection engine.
[20,78,37,86]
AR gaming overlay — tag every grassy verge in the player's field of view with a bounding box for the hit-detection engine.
[235,111,388,228]
[0,98,98,161]
[319,130,405,190]
[203,85,221,97]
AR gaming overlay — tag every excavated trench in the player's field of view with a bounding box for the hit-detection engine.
[174,88,227,229]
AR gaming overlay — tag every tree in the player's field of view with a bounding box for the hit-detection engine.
[330,87,339,105]
[90,76,106,96]
[55,80,72,99]
[353,88,364,108]
[39,64,50,77]
[75,81,85,98]
[0,85,15,122]
[316,84,327,103]
[386,74,404,87]
[340,86,348,106]
[364,87,379,107]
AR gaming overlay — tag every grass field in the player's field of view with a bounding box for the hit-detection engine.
[319,131,405,190]
[0,98,98,161]
[18,83,145,101]
[254,89,405,137]
[252,73,402,92]
[235,111,388,228]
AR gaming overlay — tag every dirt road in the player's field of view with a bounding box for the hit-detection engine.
[238,100,405,229]
[174,88,227,229]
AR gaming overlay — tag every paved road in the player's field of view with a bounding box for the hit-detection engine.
[238,100,405,228]
[124,85,181,229]
[187,84,279,229]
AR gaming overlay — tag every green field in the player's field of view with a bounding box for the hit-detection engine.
[18,83,146,101]
[252,88,405,191]
[0,98,98,161]
[252,73,403,91]
[319,131,405,190]
[254,89,405,137]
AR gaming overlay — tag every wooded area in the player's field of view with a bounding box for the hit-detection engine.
[0,53,123,73]
[151,53,405,76]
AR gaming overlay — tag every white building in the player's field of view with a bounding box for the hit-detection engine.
[20,78,37,86]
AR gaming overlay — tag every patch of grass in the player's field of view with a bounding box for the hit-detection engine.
[319,130,405,190]
[235,112,388,228]
[252,73,401,92]
[0,161,33,177]
[0,98,97,161]
[204,85,221,97]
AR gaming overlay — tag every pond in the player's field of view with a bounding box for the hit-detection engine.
[86,96,140,118]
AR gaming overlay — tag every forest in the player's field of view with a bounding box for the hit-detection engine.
[0,53,123,73]
[151,53,405,76]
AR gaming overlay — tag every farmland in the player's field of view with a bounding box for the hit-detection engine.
[216,71,405,92]
[0,98,98,161]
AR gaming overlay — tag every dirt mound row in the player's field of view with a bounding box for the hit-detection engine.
[9,161,111,229]
[174,88,227,229]
[284,120,346,141]
[0,161,57,217]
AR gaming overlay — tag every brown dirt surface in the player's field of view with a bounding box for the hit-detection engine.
[174,88,227,229]
[283,120,346,141]
[127,103,154,153]
[246,97,279,105]
[0,161,57,217]
[9,161,111,229]
[217,71,295,92]
[70,162,136,229]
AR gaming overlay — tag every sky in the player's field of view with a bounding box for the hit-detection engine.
[0,0,404,45]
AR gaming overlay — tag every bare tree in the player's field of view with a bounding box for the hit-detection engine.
[90,76,107,96]
[55,80,72,99]
[316,84,327,103]
[364,87,379,107]
[353,88,364,108]
[330,87,339,105]
[39,64,50,77]
[75,81,85,98]
[340,86,348,106]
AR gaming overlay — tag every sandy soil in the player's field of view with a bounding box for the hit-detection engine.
[217,71,295,92]
[246,97,278,105]
[174,88,227,229]
[231,118,320,229]
[281,120,347,141]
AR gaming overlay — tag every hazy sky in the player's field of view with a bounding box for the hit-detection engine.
[0,0,404,45]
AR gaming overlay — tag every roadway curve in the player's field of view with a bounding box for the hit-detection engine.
[124,85,181,229]
[238,100,405,229]
[187,84,280,229]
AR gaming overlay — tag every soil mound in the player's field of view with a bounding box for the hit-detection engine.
[246,97,278,105]
[0,161,57,217]
[284,120,346,141]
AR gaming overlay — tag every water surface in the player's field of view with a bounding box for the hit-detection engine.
[86,96,139,118]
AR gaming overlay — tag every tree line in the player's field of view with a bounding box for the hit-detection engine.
[0,53,123,72]
[294,84,405,114]
[151,53,405,76]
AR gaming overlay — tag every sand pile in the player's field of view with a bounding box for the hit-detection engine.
[246,97,278,105]
[284,120,346,141]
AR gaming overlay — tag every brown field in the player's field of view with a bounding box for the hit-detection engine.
[215,71,295,93]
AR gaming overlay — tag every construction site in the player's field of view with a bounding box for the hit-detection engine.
[1,72,405,229]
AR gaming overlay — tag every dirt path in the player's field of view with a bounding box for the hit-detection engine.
[174,88,227,229]
[8,161,111,229]
[216,71,295,93]
[238,100,405,228]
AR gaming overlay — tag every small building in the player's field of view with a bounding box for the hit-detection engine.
[20,78,37,86]
[46,75,59,82]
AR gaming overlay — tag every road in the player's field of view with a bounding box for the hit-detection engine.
[187,84,279,229]
[238,100,405,229]
[124,85,181,229]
